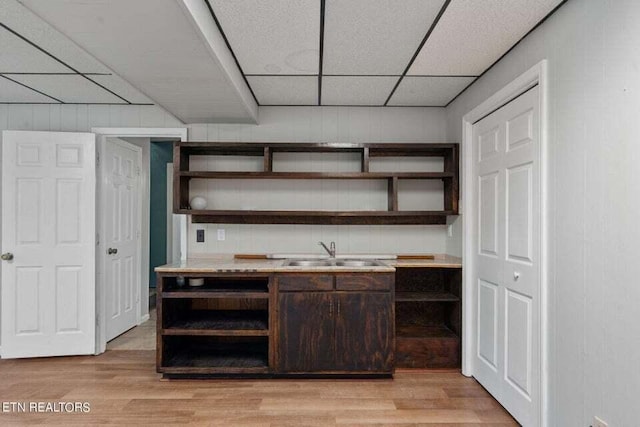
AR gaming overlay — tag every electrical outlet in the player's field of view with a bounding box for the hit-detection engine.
[217,229,225,241]
[196,229,205,243]
[593,416,608,427]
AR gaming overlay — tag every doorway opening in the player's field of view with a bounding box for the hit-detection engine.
[92,127,187,354]
[149,140,176,309]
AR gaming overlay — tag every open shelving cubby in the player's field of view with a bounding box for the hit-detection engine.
[173,142,459,225]
[394,267,462,369]
[157,273,272,376]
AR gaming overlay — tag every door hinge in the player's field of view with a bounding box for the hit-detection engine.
[96,151,100,167]
[95,314,99,327]
[96,233,100,246]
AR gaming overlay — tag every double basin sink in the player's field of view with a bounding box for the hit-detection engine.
[284,258,387,267]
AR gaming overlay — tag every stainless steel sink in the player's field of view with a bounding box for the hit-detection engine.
[284,258,386,267]
[333,259,381,267]
[285,260,333,267]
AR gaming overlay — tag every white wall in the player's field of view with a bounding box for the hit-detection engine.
[0,104,182,132]
[187,106,451,256]
[445,0,640,425]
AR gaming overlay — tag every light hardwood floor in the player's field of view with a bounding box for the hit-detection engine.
[0,312,517,426]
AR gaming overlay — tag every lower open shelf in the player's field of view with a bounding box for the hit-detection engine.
[163,310,268,336]
[396,324,458,339]
[160,336,269,374]
[396,324,460,369]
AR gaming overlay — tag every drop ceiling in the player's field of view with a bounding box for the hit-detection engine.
[208,0,564,106]
[4,0,567,119]
[0,0,150,106]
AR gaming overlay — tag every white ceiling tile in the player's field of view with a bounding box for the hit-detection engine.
[322,76,397,106]
[408,0,563,75]
[90,75,153,104]
[247,76,317,105]
[0,26,69,73]
[388,76,475,106]
[323,0,445,75]
[0,76,59,102]
[208,0,320,74]
[9,74,127,104]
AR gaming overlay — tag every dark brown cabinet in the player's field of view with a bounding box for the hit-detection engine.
[275,273,394,375]
[277,292,335,372]
[334,292,394,372]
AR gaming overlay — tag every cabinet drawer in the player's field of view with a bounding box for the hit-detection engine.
[277,274,334,291]
[336,274,393,291]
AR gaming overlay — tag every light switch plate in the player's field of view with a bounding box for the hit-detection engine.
[196,229,205,242]
[217,229,225,241]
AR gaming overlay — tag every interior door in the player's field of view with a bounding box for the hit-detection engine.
[277,292,334,372]
[102,138,141,341]
[1,130,96,358]
[472,86,540,426]
[334,292,394,371]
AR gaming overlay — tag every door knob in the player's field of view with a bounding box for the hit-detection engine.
[107,248,118,255]
[513,272,520,281]
[1,252,13,261]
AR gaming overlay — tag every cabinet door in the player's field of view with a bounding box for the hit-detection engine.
[277,292,334,372]
[335,292,394,372]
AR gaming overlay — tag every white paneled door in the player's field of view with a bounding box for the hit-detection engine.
[1,131,96,358]
[472,87,540,426]
[102,138,141,341]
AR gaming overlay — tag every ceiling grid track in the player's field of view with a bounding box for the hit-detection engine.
[0,72,112,75]
[383,0,452,106]
[0,21,156,105]
[318,0,326,105]
[0,73,63,103]
[204,0,260,106]
[0,23,132,104]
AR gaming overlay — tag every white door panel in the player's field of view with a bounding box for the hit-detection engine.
[472,87,540,426]
[102,138,141,341]
[1,130,96,358]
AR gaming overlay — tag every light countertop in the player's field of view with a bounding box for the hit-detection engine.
[155,254,461,274]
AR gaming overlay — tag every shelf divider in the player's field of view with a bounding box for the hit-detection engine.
[263,147,272,172]
[388,177,399,212]
[361,147,370,172]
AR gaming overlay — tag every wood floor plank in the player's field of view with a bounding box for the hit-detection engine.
[0,349,516,425]
[260,398,397,411]
[335,409,481,424]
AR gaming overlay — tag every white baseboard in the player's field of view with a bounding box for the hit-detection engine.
[138,314,150,325]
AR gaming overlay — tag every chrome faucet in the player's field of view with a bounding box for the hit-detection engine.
[318,241,336,257]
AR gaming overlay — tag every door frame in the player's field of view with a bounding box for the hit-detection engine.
[461,61,549,425]
[92,127,187,354]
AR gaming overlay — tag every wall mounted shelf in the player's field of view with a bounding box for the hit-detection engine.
[173,142,459,225]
